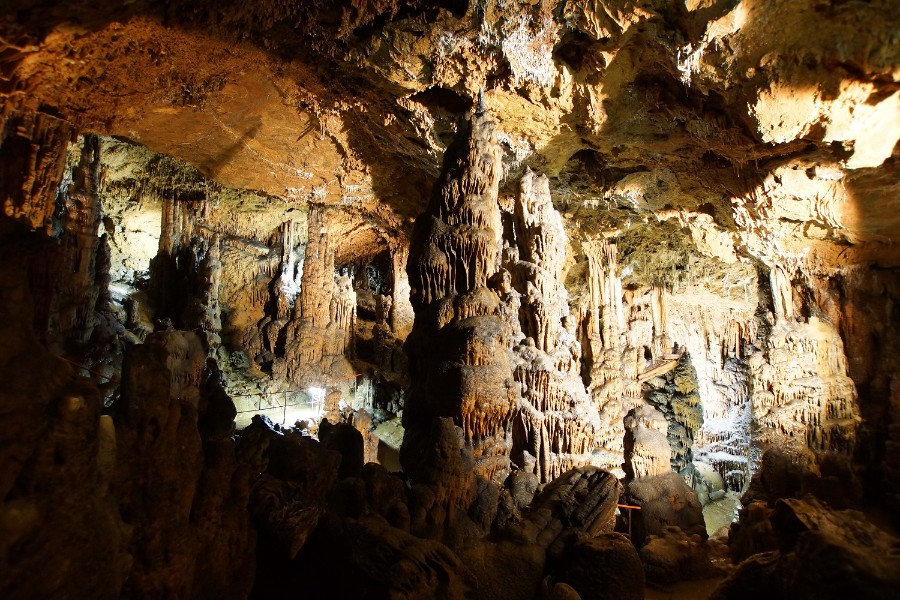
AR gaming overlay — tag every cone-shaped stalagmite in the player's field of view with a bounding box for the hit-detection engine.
[402,112,605,485]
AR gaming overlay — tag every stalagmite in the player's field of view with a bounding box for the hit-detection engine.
[274,206,356,415]
[403,111,606,486]
[401,108,514,484]
[580,239,628,469]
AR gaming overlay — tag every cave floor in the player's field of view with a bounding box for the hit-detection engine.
[703,492,741,536]
[645,578,725,600]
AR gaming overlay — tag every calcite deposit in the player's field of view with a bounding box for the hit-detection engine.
[2,0,899,598]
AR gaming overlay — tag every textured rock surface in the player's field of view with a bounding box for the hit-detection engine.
[713,496,900,600]
[114,330,254,599]
[640,526,722,586]
[624,471,706,546]
[0,258,130,599]
[3,1,896,497]
[623,404,672,479]
[552,533,644,600]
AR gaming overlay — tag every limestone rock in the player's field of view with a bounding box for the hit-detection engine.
[750,316,860,466]
[457,466,623,600]
[639,526,722,585]
[403,110,607,489]
[236,415,340,559]
[645,354,703,474]
[552,533,644,600]
[274,206,357,394]
[114,330,255,599]
[623,471,706,546]
[0,112,74,233]
[507,171,605,483]
[623,404,671,479]
[0,280,131,600]
[713,496,900,600]
[402,108,514,486]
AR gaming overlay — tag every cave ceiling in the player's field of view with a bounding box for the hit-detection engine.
[2,0,899,274]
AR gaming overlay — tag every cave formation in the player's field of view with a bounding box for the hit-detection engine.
[1,1,899,599]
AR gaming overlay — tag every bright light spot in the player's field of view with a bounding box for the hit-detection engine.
[308,387,326,402]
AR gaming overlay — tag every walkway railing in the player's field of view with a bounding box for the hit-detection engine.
[231,373,363,424]
[617,503,642,538]
[56,353,362,425]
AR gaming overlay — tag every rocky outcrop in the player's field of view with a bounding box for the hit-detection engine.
[640,526,723,586]
[645,354,703,474]
[2,1,900,598]
[713,496,900,600]
[147,189,227,346]
[0,112,74,233]
[578,239,628,468]
[236,415,340,560]
[457,466,625,600]
[750,315,860,465]
[113,330,254,599]
[550,533,644,600]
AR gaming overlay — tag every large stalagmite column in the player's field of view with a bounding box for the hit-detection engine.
[402,110,605,484]
[401,109,514,484]
[275,206,356,418]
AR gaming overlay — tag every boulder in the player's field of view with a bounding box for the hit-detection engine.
[624,471,706,545]
[640,526,722,585]
[553,533,644,600]
[713,496,900,600]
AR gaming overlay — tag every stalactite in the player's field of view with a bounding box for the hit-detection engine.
[0,111,75,233]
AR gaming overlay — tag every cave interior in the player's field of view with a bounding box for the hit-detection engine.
[1,1,900,599]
